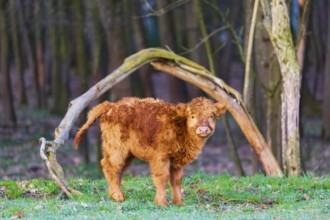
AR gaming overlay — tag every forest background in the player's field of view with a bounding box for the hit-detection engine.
[0,0,329,180]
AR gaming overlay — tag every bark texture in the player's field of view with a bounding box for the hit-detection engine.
[264,0,302,176]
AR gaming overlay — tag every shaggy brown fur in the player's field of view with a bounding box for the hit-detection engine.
[74,97,226,206]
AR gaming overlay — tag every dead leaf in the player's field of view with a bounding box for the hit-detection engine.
[11,210,24,219]
[189,179,201,189]
[303,194,310,201]
[196,188,209,195]
[298,188,304,193]
[81,203,89,209]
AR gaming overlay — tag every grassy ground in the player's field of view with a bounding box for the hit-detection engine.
[0,174,329,219]
[1,109,329,219]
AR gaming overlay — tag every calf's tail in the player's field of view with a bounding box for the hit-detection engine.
[74,101,112,149]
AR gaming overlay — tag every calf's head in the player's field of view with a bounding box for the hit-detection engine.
[177,97,227,138]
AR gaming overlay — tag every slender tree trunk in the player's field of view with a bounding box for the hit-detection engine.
[223,115,245,176]
[243,0,259,173]
[193,0,215,75]
[17,0,39,107]
[157,0,188,102]
[184,1,204,98]
[132,2,154,97]
[322,1,330,140]
[48,0,60,113]
[58,0,70,111]
[34,0,47,108]
[86,0,103,172]
[73,0,90,164]
[109,0,132,100]
[254,5,282,162]
[263,0,302,176]
[9,0,27,105]
[48,0,68,114]
[43,0,52,106]
[25,1,42,108]
[296,0,311,70]
[0,1,16,127]
[218,0,240,82]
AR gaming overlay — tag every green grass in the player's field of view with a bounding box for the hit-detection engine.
[0,174,329,219]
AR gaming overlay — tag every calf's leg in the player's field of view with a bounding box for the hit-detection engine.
[101,149,129,202]
[119,155,135,182]
[150,157,170,206]
[170,167,184,206]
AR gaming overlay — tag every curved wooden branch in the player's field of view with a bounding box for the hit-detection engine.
[39,48,282,197]
[150,61,283,176]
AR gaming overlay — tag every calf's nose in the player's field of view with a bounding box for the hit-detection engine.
[197,126,211,137]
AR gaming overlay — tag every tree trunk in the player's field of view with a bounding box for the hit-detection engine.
[48,0,60,114]
[223,115,245,176]
[73,0,90,164]
[58,0,70,112]
[132,2,154,97]
[243,0,259,173]
[34,0,46,108]
[25,1,42,109]
[218,0,241,82]
[109,0,132,100]
[322,1,330,140]
[254,5,282,162]
[9,0,27,105]
[0,1,16,127]
[157,0,188,102]
[296,0,311,70]
[17,0,38,107]
[184,1,204,98]
[264,0,302,176]
[193,0,215,75]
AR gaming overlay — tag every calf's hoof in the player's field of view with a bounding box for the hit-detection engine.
[172,199,184,206]
[155,197,169,207]
[111,192,125,202]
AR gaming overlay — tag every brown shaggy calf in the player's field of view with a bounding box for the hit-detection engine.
[74,97,226,206]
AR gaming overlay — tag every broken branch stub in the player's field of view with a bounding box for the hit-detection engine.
[39,48,283,198]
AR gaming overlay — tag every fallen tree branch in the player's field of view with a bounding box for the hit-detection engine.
[39,48,282,198]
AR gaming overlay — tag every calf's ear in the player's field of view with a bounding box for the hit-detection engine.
[176,103,187,117]
[215,102,227,117]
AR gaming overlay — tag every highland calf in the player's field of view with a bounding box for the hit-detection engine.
[74,97,226,206]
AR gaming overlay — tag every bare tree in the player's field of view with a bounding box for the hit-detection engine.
[109,0,132,100]
[243,0,259,173]
[322,1,330,140]
[254,2,282,163]
[9,0,27,105]
[132,1,155,97]
[72,0,91,164]
[261,0,302,176]
[184,1,205,98]
[0,1,16,127]
[157,0,188,102]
